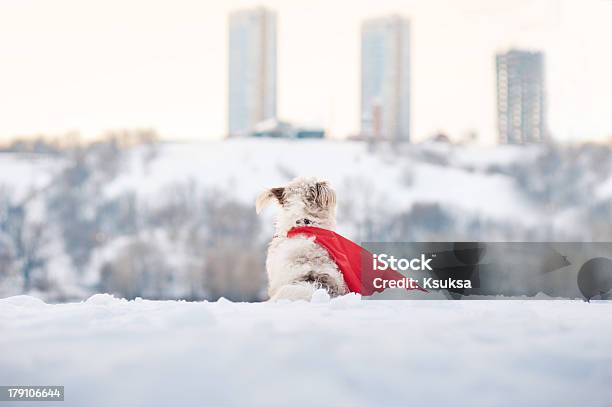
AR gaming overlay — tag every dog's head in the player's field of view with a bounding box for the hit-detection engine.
[256,177,337,236]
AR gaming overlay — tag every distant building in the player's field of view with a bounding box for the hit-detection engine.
[228,7,277,137]
[360,15,411,142]
[496,50,547,144]
[251,119,325,139]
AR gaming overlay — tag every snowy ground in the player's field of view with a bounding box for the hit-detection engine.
[1,293,611,407]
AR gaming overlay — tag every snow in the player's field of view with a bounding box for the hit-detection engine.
[596,173,612,200]
[0,153,58,202]
[103,139,542,223]
[408,162,537,224]
[1,294,611,407]
[450,142,541,170]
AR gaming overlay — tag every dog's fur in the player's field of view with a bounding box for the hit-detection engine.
[256,177,348,301]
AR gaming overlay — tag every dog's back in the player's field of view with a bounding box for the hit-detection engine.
[256,177,346,301]
[266,234,347,300]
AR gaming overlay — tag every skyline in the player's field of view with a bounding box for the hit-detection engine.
[228,7,277,136]
[1,0,611,144]
[361,15,411,141]
[496,50,546,144]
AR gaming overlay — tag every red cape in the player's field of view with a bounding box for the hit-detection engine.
[287,226,426,295]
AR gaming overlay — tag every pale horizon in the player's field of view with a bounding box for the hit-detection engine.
[1,0,611,144]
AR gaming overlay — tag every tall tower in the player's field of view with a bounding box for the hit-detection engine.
[360,15,411,142]
[228,7,277,137]
[496,50,546,144]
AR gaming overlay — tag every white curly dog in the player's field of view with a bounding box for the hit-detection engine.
[256,177,347,301]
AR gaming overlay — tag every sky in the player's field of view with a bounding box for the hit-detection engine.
[0,0,611,144]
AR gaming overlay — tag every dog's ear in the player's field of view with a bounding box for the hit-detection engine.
[312,181,336,210]
[255,187,285,214]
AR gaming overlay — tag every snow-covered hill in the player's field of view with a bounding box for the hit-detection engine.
[105,139,542,224]
[1,294,610,407]
[1,138,611,301]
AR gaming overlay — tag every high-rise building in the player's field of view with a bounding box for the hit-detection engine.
[228,7,277,137]
[360,15,411,142]
[496,50,546,144]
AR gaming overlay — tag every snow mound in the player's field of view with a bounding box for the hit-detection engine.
[311,288,331,303]
[0,294,47,307]
[1,296,611,407]
[85,293,120,305]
